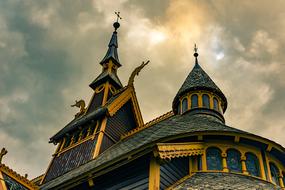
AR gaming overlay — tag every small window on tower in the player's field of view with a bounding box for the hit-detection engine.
[213,97,219,111]
[269,163,280,185]
[181,98,188,113]
[202,94,210,108]
[191,94,198,108]
[227,149,242,173]
[245,153,260,177]
[206,147,223,171]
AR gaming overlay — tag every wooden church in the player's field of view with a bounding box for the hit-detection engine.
[1,16,285,190]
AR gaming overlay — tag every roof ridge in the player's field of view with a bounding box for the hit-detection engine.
[121,111,174,139]
[0,164,39,189]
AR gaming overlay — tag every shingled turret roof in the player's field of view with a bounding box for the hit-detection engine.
[173,52,227,113]
[99,22,121,67]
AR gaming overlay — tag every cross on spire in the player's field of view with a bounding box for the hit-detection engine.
[113,12,122,31]
[115,11,122,22]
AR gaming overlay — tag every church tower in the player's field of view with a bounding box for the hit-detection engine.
[40,15,144,184]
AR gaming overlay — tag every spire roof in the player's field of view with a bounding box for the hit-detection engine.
[173,47,227,113]
[100,30,121,67]
[100,13,122,67]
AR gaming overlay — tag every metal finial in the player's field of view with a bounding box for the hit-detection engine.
[115,12,122,22]
[113,12,122,31]
[194,44,198,57]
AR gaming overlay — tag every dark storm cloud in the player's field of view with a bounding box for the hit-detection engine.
[0,0,284,178]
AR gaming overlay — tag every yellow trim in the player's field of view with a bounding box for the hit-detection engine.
[102,82,110,106]
[0,164,38,189]
[267,153,285,186]
[0,171,8,190]
[148,156,160,190]
[88,178,94,187]
[85,84,105,114]
[108,86,144,127]
[179,90,224,114]
[156,143,204,159]
[93,118,107,158]
[121,111,174,139]
[221,152,229,172]
[241,155,249,175]
[56,135,96,156]
[198,93,202,107]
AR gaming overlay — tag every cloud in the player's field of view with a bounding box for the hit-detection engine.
[0,0,284,179]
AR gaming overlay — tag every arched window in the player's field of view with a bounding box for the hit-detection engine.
[206,147,223,171]
[177,102,181,114]
[182,98,188,113]
[213,97,219,111]
[202,94,210,108]
[191,94,198,108]
[269,163,280,185]
[227,149,242,173]
[245,153,260,177]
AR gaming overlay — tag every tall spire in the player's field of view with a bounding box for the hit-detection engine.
[100,12,122,67]
[194,43,199,65]
[90,12,123,90]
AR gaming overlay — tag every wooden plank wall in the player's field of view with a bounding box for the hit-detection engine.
[160,157,189,189]
[43,138,97,183]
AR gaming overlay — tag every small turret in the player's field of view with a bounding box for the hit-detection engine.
[172,44,227,122]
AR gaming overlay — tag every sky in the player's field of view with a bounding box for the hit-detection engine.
[0,0,285,179]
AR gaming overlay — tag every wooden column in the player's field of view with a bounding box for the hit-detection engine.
[221,152,229,172]
[149,156,160,190]
[241,155,249,175]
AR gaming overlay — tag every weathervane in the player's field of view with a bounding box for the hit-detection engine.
[113,12,122,31]
[115,11,122,22]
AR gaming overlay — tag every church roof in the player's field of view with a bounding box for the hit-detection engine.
[41,113,256,189]
[89,69,123,89]
[99,30,121,67]
[49,88,127,143]
[49,107,107,143]
[173,60,227,113]
[172,172,281,190]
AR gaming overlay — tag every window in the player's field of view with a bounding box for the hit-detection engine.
[227,149,242,173]
[182,98,188,113]
[191,94,198,108]
[206,147,223,170]
[213,97,219,111]
[177,102,181,114]
[269,163,280,185]
[245,153,260,177]
[202,94,210,108]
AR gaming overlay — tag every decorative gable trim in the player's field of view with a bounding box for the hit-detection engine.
[0,164,39,190]
[155,143,204,160]
[107,86,143,127]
